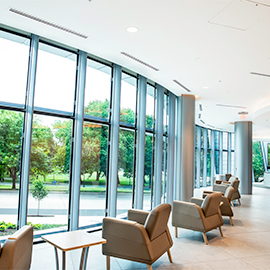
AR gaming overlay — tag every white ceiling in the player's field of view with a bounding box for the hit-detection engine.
[1,0,270,140]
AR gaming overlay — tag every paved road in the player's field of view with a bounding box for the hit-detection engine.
[0,189,151,226]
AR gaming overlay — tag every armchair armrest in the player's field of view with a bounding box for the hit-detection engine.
[128,209,149,224]
[190,197,203,207]
[102,217,150,245]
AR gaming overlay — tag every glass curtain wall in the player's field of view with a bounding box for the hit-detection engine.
[0,27,172,239]
[194,125,235,188]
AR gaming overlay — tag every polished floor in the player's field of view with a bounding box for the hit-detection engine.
[30,186,270,270]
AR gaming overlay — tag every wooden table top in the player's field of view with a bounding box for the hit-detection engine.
[41,230,106,252]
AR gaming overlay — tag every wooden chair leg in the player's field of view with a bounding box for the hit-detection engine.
[238,198,241,205]
[219,226,224,237]
[175,227,178,238]
[106,256,110,270]
[167,249,173,263]
[147,265,153,270]
[202,233,208,245]
[231,200,234,207]
[229,216,234,226]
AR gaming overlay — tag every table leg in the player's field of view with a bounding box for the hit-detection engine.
[79,247,89,270]
[62,251,66,270]
[54,247,59,270]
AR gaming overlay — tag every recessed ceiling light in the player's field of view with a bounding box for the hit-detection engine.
[203,86,209,89]
[127,27,139,33]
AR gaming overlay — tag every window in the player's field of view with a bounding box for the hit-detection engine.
[34,43,77,112]
[120,73,136,125]
[84,60,111,119]
[0,110,24,235]
[79,122,108,228]
[0,31,29,105]
[28,115,72,232]
[117,128,135,216]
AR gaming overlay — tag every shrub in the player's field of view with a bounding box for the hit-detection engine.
[33,223,42,230]
[0,224,6,231]
[6,222,16,229]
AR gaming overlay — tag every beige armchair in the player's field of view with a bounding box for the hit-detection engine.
[213,177,241,206]
[172,193,224,245]
[102,203,173,270]
[203,186,235,225]
[0,225,33,270]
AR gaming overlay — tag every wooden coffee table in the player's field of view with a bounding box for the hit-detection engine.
[42,230,106,270]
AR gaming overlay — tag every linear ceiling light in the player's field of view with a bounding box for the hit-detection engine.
[173,80,191,92]
[216,104,246,109]
[9,8,88,39]
[250,72,270,78]
[120,52,159,71]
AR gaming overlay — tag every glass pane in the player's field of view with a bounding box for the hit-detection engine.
[144,133,153,210]
[194,149,198,186]
[120,73,136,125]
[201,128,204,148]
[207,130,211,148]
[0,31,29,105]
[34,43,77,112]
[195,126,198,148]
[215,150,220,174]
[84,60,111,119]
[223,132,228,150]
[207,150,211,186]
[215,131,220,150]
[28,115,72,233]
[223,152,228,173]
[253,142,264,182]
[163,94,169,134]
[200,149,204,187]
[162,136,168,203]
[231,152,235,175]
[0,110,24,236]
[79,122,108,228]
[117,129,135,216]
[231,133,235,150]
[146,85,155,130]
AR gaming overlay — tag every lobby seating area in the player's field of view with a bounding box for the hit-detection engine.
[28,186,270,270]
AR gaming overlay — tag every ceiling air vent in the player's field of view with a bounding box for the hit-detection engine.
[9,8,88,39]
[121,52,159,71]
[250,72,270,78]
[199,104,203,111]
[216,104,246,109]
[173,80,191,92]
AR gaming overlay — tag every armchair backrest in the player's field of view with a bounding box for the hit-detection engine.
[0,225,33,270]
[225,174,232,181]
[224,186,234,202]
[144,203,171,241]
[201,193,222,218]
[230,179,240,190]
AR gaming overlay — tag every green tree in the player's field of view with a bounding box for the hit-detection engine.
[0,110,24,189]
[30,178,49,215]
[30,119,56,180]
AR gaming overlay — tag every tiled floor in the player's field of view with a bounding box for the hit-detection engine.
[30,186,270,269]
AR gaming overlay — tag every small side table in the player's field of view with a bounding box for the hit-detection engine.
[42,230,106,270]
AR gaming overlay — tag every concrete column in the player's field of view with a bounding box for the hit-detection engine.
[234,121,252,194]
[175,95,195,201]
